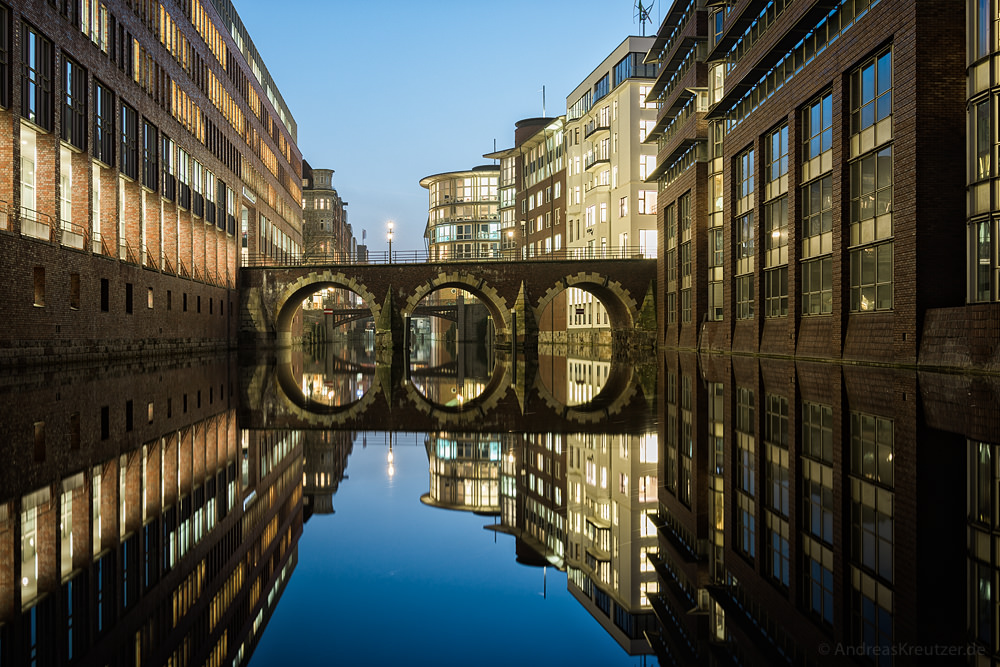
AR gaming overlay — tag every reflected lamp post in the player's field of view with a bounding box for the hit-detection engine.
[387,220,394,262]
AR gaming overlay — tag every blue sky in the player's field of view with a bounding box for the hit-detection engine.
[234,0,666,251]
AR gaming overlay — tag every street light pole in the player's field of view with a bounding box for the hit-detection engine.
[387,220,394,262]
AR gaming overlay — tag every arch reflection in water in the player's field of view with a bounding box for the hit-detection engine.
[298,341,376,407]
[0,356,302,667]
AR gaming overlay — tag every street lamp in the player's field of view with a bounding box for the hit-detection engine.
[507,230,514,257]
[387,220,394,262]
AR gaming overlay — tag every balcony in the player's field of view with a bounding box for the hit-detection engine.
[585,150,611,171]
[584,119,610,139]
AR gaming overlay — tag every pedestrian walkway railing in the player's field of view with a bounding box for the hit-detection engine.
[241,246,657,267]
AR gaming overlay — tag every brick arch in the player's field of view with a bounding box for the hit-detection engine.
[404,271,511,334]
[403,355,512,426]
[274,353,382,426]
[534,271,640,331]
[533,360,638,424]
[274,270,379,345]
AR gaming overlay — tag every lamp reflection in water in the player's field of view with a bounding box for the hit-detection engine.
[386,431,395,478]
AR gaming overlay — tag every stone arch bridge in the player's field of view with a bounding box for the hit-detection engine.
[240,257,658,351]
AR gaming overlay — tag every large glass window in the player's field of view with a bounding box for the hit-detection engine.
[0,3,10,109]
[141,119,157,191]
[851,50,892,136]
[973,98,991,181]
[93,80,114,165]
[120,102,138,180]
[801,257,832,315]
[62,57,87,149]
[970,220,993,302]
[850,50,894,313]
[803,93,832,163]
[20,22,53,130]
[973,0,993,61]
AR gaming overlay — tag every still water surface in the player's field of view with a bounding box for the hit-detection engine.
[1,338,996,666]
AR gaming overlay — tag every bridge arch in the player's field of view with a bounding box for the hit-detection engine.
[404,271,511,335]
[273,270,380,346]
[534,271,641,331]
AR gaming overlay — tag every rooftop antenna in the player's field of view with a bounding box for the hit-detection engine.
[634,0,654,36]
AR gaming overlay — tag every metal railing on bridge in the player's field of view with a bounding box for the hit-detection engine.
[241,246,657,267]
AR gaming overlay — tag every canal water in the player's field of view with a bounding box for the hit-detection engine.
[0,339,994,665]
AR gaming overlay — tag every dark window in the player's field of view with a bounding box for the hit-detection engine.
[120,102,138,180]
[125,282,133,314]
[125,399,133,431]
[166,290,172,310]
[141,120,157,190]
[100,405,109,440]
[161,134,174,200]
[20,22,53,130]
[60,56,87,149]
[34,422,44,462]
[70,273,80,309]
[182,293,187,312]
[100,278,109,311]
[0,3,10,109]
[33,266,44,306]
[197,295,201,313]
[93,80,114,165]
[216,179,226,231]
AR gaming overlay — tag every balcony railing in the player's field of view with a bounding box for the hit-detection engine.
[20,207,54,242]
[584,120,610,139]
[59,219,89,251]
[0,200,10,233]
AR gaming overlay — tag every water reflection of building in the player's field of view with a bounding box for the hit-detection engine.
[0,358,303,666]
[421,433,503,513]
[648,352,968,665]
[300,344,374,407]
[303,431,355,518]
[565,433,659,656]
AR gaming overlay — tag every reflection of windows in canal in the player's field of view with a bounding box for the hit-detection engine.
[802,400,835,626]
[848,410,894,660]
[765,394,790,588]
[735,387,756,560]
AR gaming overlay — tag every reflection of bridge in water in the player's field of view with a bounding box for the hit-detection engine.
[240,348,657,434]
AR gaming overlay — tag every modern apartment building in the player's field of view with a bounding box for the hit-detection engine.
[565,36,659,333]
[0,0,303,362]
[486,117,569,335]
[420,165,500,261]
[646,0,965,363]
[486,116,567,260]
[301,161,352,261]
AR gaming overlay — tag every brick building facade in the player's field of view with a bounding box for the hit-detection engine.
[647,0,967,364]
[0,0,304,364]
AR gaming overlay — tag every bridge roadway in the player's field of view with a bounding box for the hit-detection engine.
[240,347,658,435]
[239,254,658,350]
